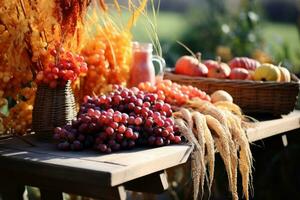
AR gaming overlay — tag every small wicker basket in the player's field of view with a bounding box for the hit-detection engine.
[32,81,76,139]
[164,71,300,116]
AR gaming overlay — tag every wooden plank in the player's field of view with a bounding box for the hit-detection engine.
[0,137,192,187]
[124,170,169,194]
[0,148,120,187]
[110,144,192,186]
[247,110,300,142]
[0,138,192,186]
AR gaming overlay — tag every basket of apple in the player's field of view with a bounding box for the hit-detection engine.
[164,54,300,116]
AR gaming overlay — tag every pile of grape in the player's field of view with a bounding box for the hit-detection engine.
[36,48,88,88]
[138,80,211,106]
[54,85,182,153]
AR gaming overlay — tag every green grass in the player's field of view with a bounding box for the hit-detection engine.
[261,22,300,52]
[261,22,300,71]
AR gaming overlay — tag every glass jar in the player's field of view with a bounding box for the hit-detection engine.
[128,42,165,87]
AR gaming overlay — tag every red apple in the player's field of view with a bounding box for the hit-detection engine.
[204,59,231,79]
[229,57,260,71]
[229,68,249,80]
[175,53,208,77]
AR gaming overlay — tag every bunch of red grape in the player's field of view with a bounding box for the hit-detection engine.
[36,48,88,88]
[138,80,211,106]
[54,85,182,153]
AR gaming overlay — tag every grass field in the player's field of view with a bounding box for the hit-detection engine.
[261,22,300,70]
[262,22,299,52]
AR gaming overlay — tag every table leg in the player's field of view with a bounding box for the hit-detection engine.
[125,170,169,194]
[40,188,63,200]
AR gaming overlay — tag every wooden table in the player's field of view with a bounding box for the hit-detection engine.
[0,110,300,200]
[247,110,300,142]
[0,136,192,200]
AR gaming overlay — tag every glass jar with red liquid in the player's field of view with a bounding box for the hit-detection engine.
[128,42,165,87]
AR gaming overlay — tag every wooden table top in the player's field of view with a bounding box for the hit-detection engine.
[0,110,299,190]
[0,136,192,187]
[246,110,300,142]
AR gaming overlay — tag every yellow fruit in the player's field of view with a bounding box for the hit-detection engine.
[278,66,291,82]
[254,63,281,82]
[211,90,233,103]
[247,70,255,80]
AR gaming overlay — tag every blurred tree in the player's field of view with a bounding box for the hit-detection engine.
[166,0,266,67]
[262,0,299,23]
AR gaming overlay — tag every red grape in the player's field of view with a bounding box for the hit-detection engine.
[128,102,135,110]
[128,116,135,125]
[155,137,164,146]
[105,127,114,136]
[118,125,126,133]
[54,85,181,153]
[125,128,133,138]
[162,103,171,112]
[113,114,122,122]
[148,136,156,145]
[174,136,182,144]
[162,130,169,138]
[134,117,143,126]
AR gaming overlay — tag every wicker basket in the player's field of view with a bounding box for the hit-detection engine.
[32,81,76,139]
[164,71,300,116]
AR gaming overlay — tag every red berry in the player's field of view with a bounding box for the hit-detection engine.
[148,136,156,145]
[162,130,169,137]
[156,119,165,127]
[145,119,153,127]
[143,102,151,108]
[134,117,143,125]
[174,136,181,144]
[52,67,59,74]
[128,116,135,125]
[116,133,124,141]
[155,137,164,146]
[105,127,114,136]
[121,113,129,123]
[50,49,57,56]
[98,144,107,152]
[154,102,163,111]
[134,106,142,114]
[121,90,128,98]
[113,114,122,122]
[118,125,126,133]
[110,122,119,130]
[80,64,88,73]
[162,103,171,112]
[125,128,133,138]
[128,102,135,110]
[131,132,139,140]
[153,112,160,119]
[168,133,175,141]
